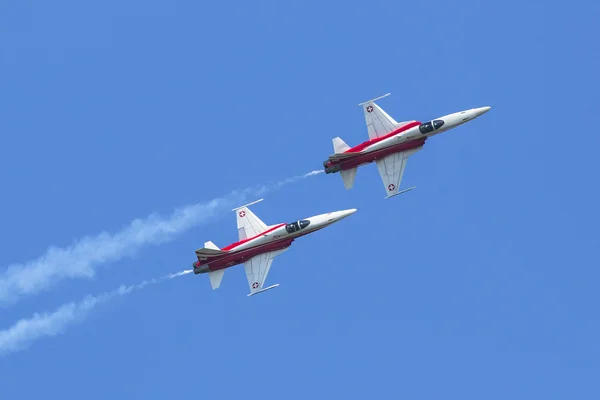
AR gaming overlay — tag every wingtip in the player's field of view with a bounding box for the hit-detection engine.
[232,198,264,211]
[384,186,416,199]
[247,283,280,297]
[357,92,391,106]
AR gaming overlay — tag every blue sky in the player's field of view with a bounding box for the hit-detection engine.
[1,0,599,398]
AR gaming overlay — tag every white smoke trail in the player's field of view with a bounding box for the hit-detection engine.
[0,270,193,356]
[0,170,323,306]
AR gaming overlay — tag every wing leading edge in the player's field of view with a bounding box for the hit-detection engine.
[243,248,289,296]
[359,93,417,140]
[359,93,398,140]
[233,199,268,241]
[376,148,422,198]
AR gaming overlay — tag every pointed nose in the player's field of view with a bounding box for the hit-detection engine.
[474,106,491,117]
[338,208,357,220]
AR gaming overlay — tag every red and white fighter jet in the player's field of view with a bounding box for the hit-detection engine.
[192,199,356,296]
[323,93,491,198]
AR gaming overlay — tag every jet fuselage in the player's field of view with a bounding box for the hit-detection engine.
[323,106,491,173]
[193,209,356,273]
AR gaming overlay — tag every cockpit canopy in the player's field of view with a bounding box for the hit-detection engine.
[285,219,311,233]
[419,119,445,134]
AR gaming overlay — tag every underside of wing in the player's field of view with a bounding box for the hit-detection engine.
[243,248,289,295]
[359,93,398,140]
[376,148,422,197]
[233,199,268,241]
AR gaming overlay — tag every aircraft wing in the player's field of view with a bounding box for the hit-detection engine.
[359,93,418,140]
[243,248,289,295]
[233,199,268,241]
[359,93,398,140]
[376,148,422,198]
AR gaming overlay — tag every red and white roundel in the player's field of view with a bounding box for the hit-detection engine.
[366,105,374,113]
[252,282,259,289]
[388,183,395,191]
[239,210,246,217]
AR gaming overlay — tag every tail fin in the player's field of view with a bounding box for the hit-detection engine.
[332,137,350,154]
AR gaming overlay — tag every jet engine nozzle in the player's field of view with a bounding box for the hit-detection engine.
[193,261,210,274]
[324,163,341,174]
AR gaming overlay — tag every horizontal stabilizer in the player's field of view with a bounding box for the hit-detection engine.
[340,167,358,190]
[195,246,227,260]
[204,241,220,250]
[247,284,280,297]
[208,269,225,289]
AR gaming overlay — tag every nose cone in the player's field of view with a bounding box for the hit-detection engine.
[336,208,357,221]
[474,106,491,117]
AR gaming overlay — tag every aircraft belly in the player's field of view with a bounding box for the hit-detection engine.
[340,137,427,170]
[209,238,294,271]
[367,136,399,152]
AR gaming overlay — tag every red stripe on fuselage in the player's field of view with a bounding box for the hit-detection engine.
[340,137,427,170]
[204,225,328,271]
[221,223,286,251]
[209,238,295,271]
[344,121,422,153]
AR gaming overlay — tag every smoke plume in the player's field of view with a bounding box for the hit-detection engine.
[0,171,323,306]
[0,270,193,356]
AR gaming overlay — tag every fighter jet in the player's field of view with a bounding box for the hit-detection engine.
[323,93,491,198]
[192,199,356,296]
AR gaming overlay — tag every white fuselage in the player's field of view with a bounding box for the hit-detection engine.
[225,209,357,253]
[360,106,491,154]
[425,106,492,137]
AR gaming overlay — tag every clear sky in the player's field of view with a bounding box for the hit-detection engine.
[1,0,599,398]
